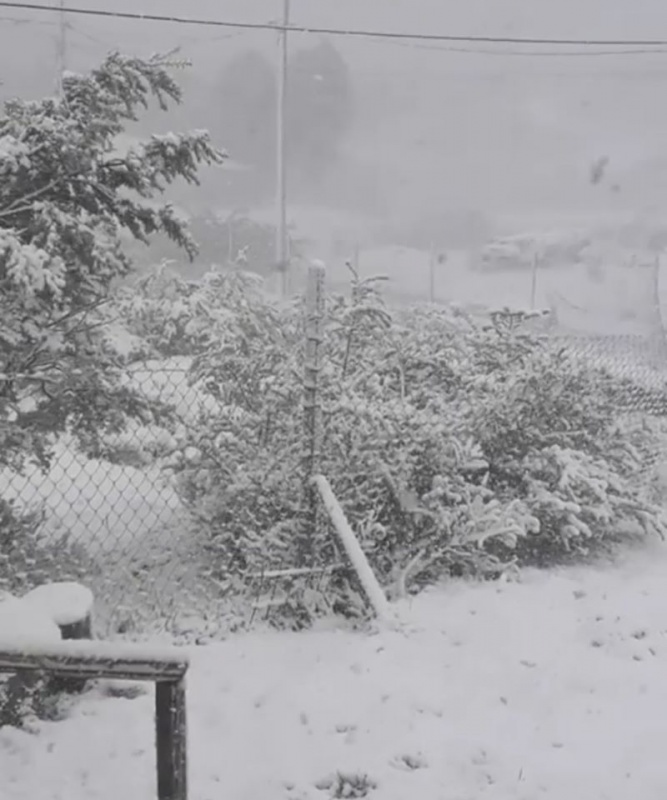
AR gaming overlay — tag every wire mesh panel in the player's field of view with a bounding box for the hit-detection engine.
[0,360,215,638]
[551,331,667,504]
[0,266,345,640]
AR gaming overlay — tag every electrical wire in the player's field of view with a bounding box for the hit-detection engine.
[0,12,54,25]
[66,21,247,53]
[365,38,667,58]
[3,1,667,49]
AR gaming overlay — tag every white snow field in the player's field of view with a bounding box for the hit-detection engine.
[3,542,667,800]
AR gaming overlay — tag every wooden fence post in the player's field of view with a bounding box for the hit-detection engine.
[312,474,391,621]
[156,678,188,800]
[302,260,326,561]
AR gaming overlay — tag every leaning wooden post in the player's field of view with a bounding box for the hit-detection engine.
[156,677,188,800]
[312,474,390,621]
[302,260,326,562]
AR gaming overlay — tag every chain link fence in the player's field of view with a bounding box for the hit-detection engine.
[549,330,667,504]
[3,261,667,640]
[0,356,347,640]
[1,265,345,640]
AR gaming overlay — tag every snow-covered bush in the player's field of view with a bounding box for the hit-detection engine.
[0,498,93,597]
[465,335,667,565]
[0,592,62,729]
[171,275,665,613]
[116,265,267,358]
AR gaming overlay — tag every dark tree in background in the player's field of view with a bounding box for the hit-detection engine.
[216,49,277,183]
[286,38,353,184]
[213,39,353,200]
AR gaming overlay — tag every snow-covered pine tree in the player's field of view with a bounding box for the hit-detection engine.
[0,52,225,469]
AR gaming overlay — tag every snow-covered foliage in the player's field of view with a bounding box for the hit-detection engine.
[0,497,91,598]
[0,590,63,729]
[116,264,266,358]
[151,271,666,617]
[0,52,224,476]
[0,54,224,607]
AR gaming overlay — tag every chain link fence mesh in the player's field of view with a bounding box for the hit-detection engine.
[551,330,667,503]
[0,265,349,640]
[3,261,667,639]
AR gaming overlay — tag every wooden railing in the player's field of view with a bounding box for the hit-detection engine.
[0,639,190,800]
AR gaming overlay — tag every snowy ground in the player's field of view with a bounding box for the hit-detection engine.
[0,357,202,557]
[0,440,182,556]
[3,541,667,799]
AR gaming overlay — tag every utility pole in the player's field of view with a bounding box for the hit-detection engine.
[428,244,435,302]
[530,252,539,310]
[276,0,290,297]
[55,0,68,97]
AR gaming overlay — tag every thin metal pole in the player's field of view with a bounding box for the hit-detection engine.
[55,0,67,97]
[276,0,290,297]
[530,252,539,310]
[428,244,435,302]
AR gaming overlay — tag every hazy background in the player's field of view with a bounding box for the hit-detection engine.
[2,0,667,327]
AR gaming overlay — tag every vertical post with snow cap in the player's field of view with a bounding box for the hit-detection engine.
[302,260,326,560]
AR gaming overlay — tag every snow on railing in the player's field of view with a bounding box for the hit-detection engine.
[0,637,189,800]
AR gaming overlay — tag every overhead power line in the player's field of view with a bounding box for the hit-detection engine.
[369,39,667,58]
[4,1,667,48]
[0,12,54,24]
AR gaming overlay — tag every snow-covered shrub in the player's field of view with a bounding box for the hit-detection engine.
[467,337,667,565]
[172,276,665,613]
[117,265,267,358]
[0,498,93,597]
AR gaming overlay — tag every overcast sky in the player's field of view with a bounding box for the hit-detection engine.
[5,0,667,77]
[3,1,667,220]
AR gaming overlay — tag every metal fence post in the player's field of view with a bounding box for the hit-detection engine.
[302,260,326,562]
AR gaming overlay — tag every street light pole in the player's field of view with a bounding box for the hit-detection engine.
[276,0,290,296]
